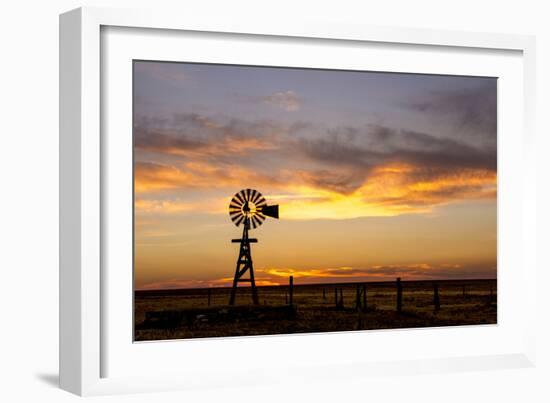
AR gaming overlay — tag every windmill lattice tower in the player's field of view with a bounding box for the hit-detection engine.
[228,189,279,305]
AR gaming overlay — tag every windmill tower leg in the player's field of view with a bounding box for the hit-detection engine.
[229,218,259,305]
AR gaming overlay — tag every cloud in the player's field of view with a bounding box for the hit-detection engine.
[136,112,497,183]
[401,82,497,144]
[135,162,198,193]
[136,276,280,290]
[134,110,496,218]
[358,163,496,206]
[135,158,496,219]
[134,160,284,197]
[296,124,496,174]
[135,198,220,215]
[134,113,284,159]
[278,122,497,217]
[294,169,367,195]
[135,129,276,158]
[257,263,496,282]
[135,262,496,289]
[281,163,496,219]
[262,90,302,111]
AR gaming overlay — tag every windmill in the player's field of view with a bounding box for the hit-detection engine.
[229,189,279,305]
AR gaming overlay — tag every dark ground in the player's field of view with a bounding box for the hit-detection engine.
[134,279,497,341]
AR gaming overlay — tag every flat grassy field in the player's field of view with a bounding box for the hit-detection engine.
[134,279,496,341]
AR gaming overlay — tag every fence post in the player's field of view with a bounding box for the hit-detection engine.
[323,288,326,300]
[396,277,402,313]
[462,285,466,297]
[289,275,294,306]
[334,288,338,308]
[356,284,361,311]
[362,283,367,311]
[433,282,440,312]
[339,288,344,309]
[207,289,211,307]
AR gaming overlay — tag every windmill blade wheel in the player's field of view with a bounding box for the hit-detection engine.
[228,188,268,228]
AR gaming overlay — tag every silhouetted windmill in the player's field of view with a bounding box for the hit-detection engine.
[229,189,279,305]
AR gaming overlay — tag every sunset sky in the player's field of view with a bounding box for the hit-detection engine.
[133,61,497,290]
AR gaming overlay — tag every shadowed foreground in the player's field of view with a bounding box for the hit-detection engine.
[134,279,496,341]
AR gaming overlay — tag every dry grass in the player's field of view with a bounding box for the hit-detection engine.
[134,279,496,341]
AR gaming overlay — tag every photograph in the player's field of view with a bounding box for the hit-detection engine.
[133,60,497,341]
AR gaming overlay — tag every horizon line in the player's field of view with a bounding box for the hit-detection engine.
[135,277,497,293]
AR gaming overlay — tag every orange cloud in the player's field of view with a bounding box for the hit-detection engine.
[360,163,496,207]
[136,276,281,290]
[135,262,495,290]
[135,199,220,215]
[135,161,282,194]
[282,163,496,219]
[135,160,496,219]
[256,262,495,283]
[157,136,277,158]
[135,163,198,193]
[252,263,496,284]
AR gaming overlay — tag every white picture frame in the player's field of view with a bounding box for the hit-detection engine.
[59,6,537,396]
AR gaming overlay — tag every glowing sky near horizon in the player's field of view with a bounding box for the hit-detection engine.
[133,61,497,290]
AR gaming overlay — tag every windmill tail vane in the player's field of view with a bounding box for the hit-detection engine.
[228,189,279,305]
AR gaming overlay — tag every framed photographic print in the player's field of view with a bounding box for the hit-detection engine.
[132,60,498,341]
[60,7,537,396]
